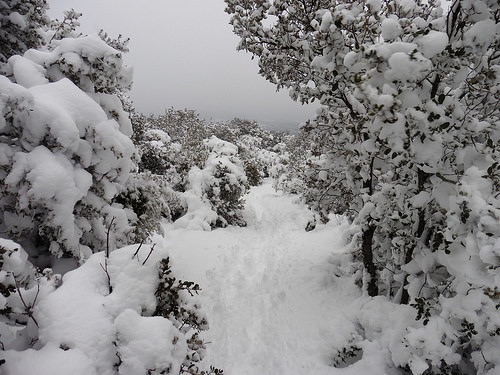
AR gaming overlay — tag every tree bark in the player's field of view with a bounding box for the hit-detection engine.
[400,169,430,304]
[362,156,378,297]
[362,224,378,297]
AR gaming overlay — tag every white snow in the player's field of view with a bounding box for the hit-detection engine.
[36,252,117,375]
[418,31,449,59]
[464,19,496,47]
[398,0,417,13]
[165,182,367,374]
[0,238,30,275]
[386,51,432,82]
[114,309,186,375]
[205,135,238,156]
[1,342,96,375]
[366,0,382,13]
[7,11,27,29]
[8,55,49,88]
[1,179,479,374]
[5,146,92,251]
[381,18,402,41]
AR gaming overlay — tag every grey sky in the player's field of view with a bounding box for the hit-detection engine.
[47,0,318,130]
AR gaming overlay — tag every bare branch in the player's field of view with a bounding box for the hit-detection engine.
[106,217,116,258]
[141,244,156,266]
[14,278,39,328]
[100,260,112,294]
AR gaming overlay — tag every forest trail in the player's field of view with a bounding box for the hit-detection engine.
[165,182,362,374]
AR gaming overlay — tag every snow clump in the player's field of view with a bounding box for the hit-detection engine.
[0,240,191,375]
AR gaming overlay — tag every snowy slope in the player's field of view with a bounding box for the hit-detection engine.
[165,181,366,374]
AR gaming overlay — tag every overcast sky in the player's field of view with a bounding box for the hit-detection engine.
[47,0,318,130]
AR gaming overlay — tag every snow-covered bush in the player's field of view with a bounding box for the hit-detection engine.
[154,256,216,374]
[0,239,59,356]
[137,128,173,175]
[0,239,219,375]
[136,109,209,192]
[212,118,284,186]
[226,0,500,373]
[0,0,49,63]
[135,126,190,192]
[187,136,248,229]
[237,137,275,187]
[115,172,179,243]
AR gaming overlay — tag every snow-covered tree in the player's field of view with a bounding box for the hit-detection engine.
[0,35,137,262]
[0,0,49,63]
[226,0,500,372]
[0,3,166,264]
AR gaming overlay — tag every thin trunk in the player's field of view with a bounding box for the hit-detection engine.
[362,156,378,297]
[401,169,429,304]
[362,224,378,297]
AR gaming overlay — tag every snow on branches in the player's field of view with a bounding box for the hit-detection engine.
[0,8,160,263]
[0,239,216,375]
[0,39,137,260]
[226,0,500,373]
[180,136,249,230]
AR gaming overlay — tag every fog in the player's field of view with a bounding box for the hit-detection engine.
[47,0,318,130]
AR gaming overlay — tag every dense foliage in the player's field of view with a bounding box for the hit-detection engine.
[226,0,500,373]
[0,0,49,63]
[133,108,287,229]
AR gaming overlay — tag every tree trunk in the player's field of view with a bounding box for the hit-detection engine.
[362,156,378,297]
[400,169,429,304]
[362,224,378,297]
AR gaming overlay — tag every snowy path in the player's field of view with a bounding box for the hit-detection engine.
[165,182,361,374]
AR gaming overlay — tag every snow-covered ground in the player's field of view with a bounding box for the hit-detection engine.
[1,180,412,374]
[165,181,364,374]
